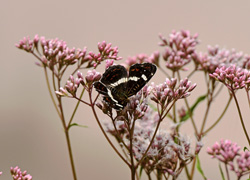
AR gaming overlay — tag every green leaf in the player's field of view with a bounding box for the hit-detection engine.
[139,166,143,178]
[68,123,88,129]
[196,155,207,180]
[180,94,207,122]
[243,146,249,151]
[218,163,225,180]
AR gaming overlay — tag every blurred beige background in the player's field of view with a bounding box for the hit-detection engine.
[1,0,250,179]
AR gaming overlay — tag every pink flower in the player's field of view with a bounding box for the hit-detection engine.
[10,166,32,180]
[210,64,250,91]
[159,30,199,71]
[208,140,250,178]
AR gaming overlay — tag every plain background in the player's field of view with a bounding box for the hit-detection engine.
[1,0,250,179]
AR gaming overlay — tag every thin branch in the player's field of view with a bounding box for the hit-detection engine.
[43,67,61,117]
[245,87,250,108]
[67,88,86,127]
[231,90,250,146]
[89,91,130,167]
[203,95,232,136]
[72,95,91,106]
[158,66,171,79]
[135,100,176,168]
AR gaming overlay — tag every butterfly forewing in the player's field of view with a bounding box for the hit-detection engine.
[100,65,128,87]
[126,63,157,97]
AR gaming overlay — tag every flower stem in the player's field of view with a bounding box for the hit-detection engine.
[44,67,78,180]
[58,95,78,180]
[68,88,85,127]
[189,157,196,180]
[43,67,61,117]
[65,129,77,180]
[177,71,198,135]
[135,101,176,168]
[203,95,232,136]
[89,91,130,167]
[245,88,250,108]
[183,98,198,136]
[231,90,250,146]
[225,163,230,180]
[199,93,212,136]
[158,66,171,79]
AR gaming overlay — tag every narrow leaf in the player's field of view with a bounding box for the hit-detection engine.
[244,146,249,151]
[68,123,88,129]
[196,155,207,180]
[139,166,143,178]
[180,94,207,122]
[218,163,225,180]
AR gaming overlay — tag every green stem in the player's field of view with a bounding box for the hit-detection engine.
[158,66,171,79]
[89,91,130,167]
[225,163,230,180]
[58,94,77,180]
[231,90,250,146]
[187,68,197,79]
[245,88,250,108]
[65,129,77,180]
[189,156,196,180]
[184,98,198,136]
[203,95,232,136]
[177,71,198,136]
[43,67,61,118]
[199,93,213,136]
[184,166,191,180]
[129,116,137,180]
[68,88,85,127]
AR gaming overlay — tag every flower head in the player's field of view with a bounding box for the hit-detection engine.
[193,45,249,74]
[159,30,199,71]
[151,78,196,105]
[85,69,101,84]
[208,140,250,179]
[207,139,241,163]
[10,166,32,180]
[210,64,250,91]
[88,41,122,67]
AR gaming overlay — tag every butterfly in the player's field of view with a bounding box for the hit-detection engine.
[93,63,157,110]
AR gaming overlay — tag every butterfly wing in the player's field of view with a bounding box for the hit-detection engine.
[94,65,129,110]
[93,81,108,95]
[126,63,157,97]
[100,65,128,87]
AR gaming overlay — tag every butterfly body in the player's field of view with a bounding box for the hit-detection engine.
[94,63,157,110]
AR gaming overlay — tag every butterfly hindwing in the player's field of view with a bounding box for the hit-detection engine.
[93,81,108,95]
[126,63,157,97]
[103,96,127,110]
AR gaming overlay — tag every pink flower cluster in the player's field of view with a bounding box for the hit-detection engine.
[88,41,122,67]
[104,103,193,178]
[132,125,193,178]
[194,45,250,73]
[16,35,121,69]
[210,64,250,91]
[125,51,160,68]
[57,69,101,96]
[151,78,196,105]
[159,30,199,71]
[207,140,250,178]
[10,166,32,180]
